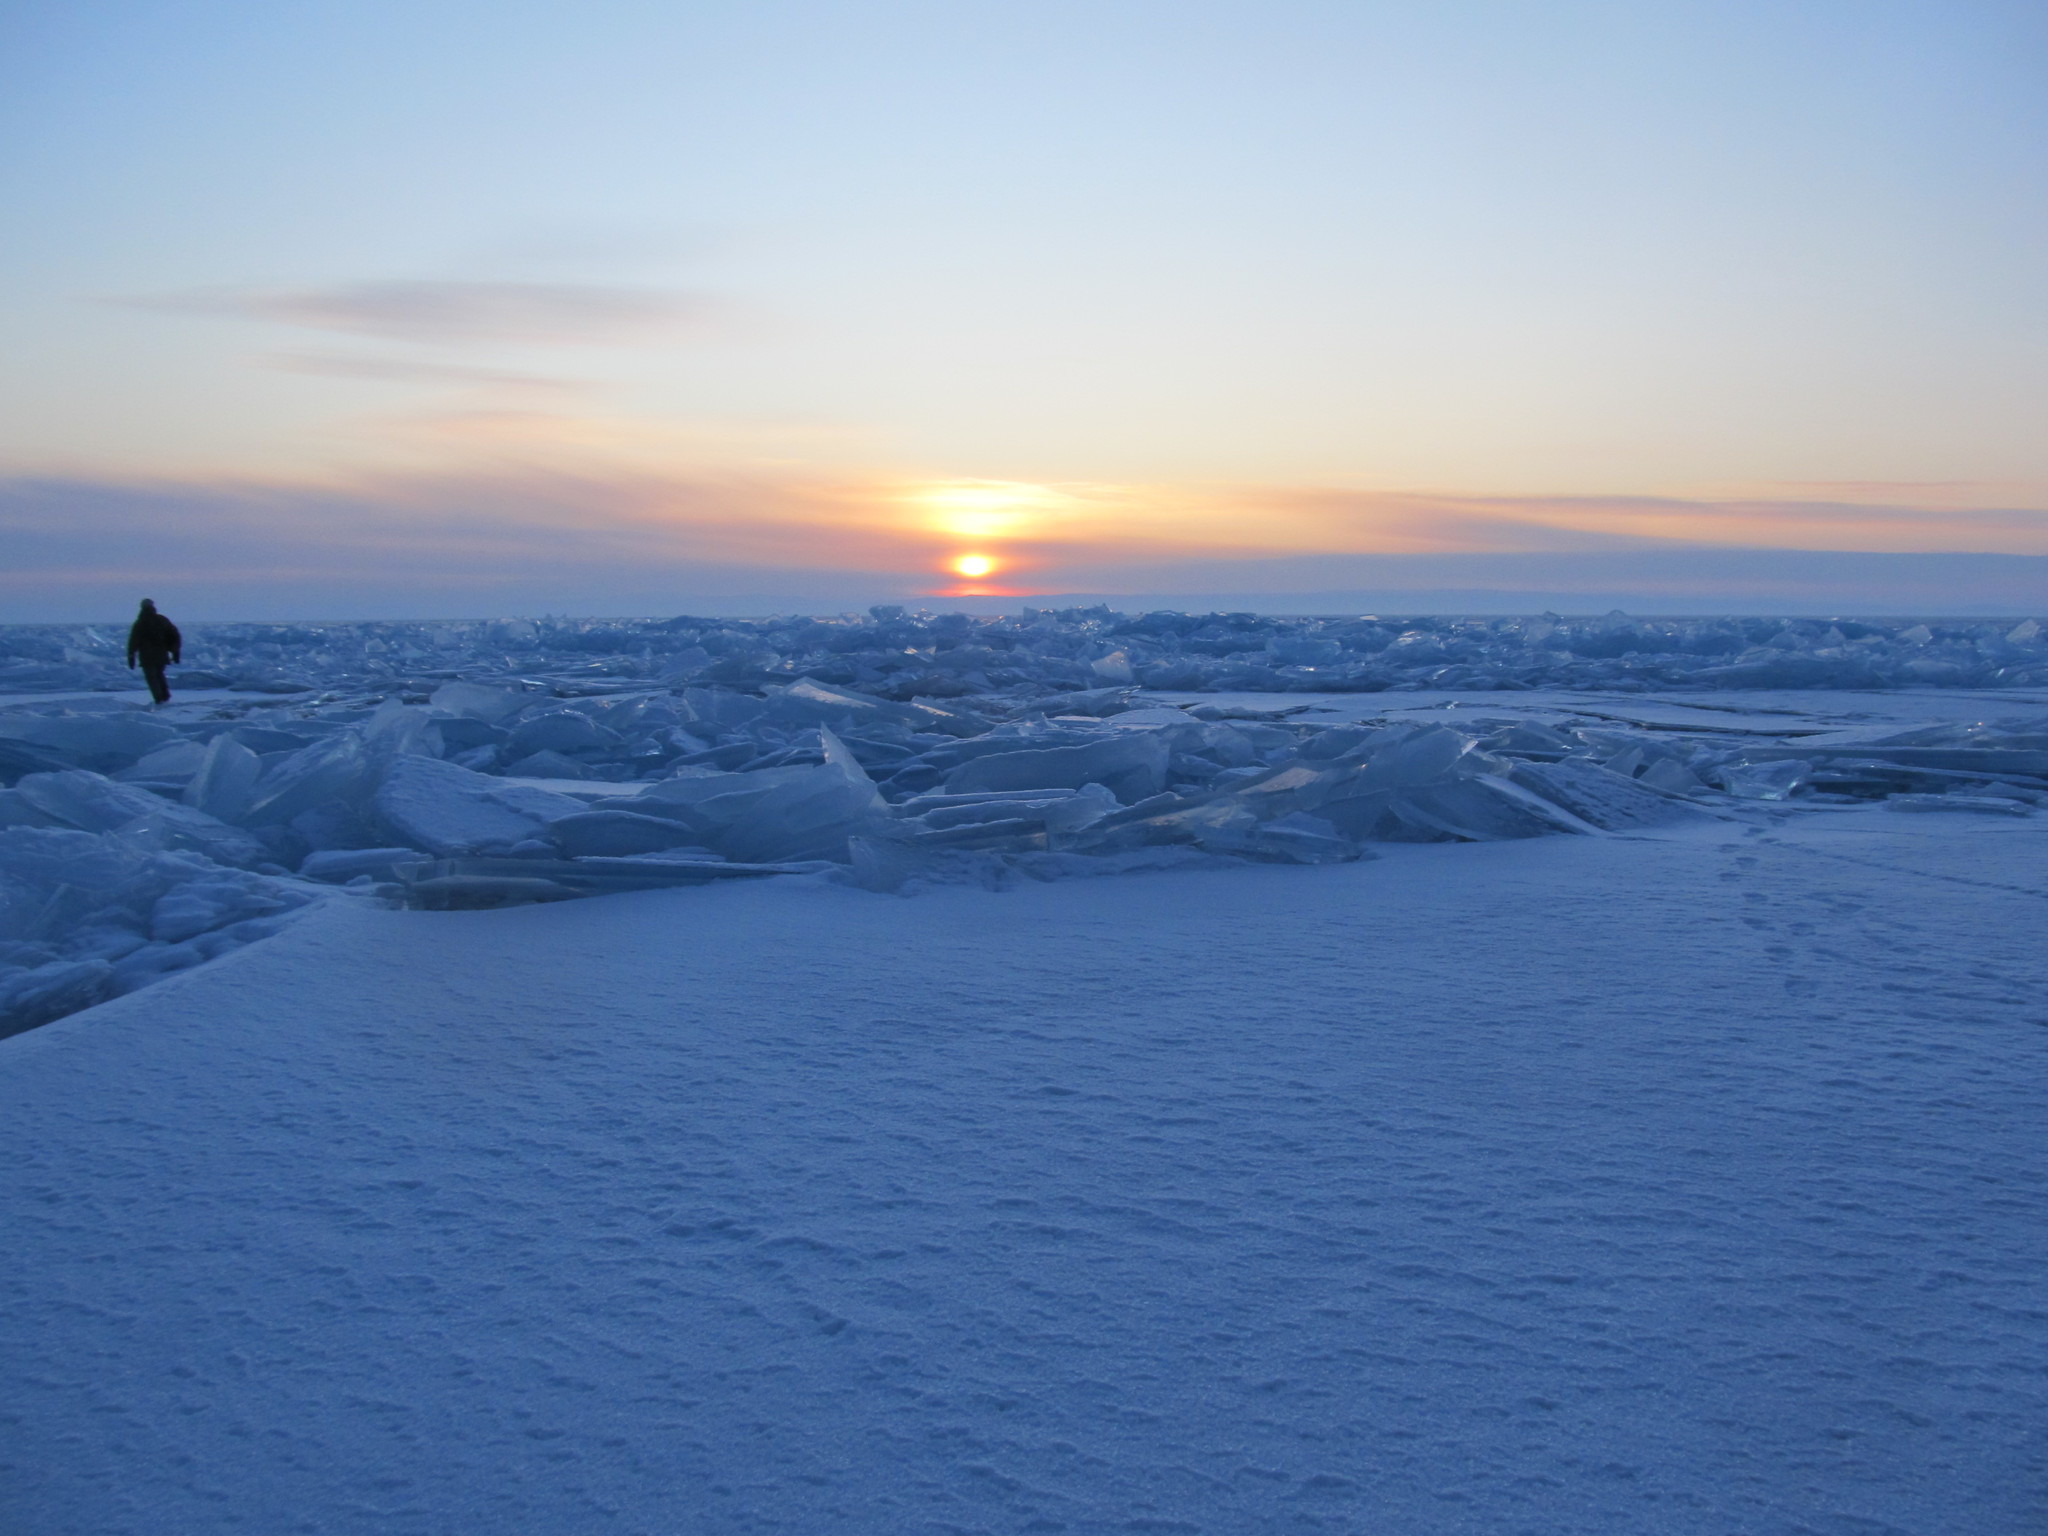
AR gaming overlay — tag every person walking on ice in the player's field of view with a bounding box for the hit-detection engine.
[126,598,182,705]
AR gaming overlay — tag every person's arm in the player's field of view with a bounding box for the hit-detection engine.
[126,619,140,667]
[167,620,182,664]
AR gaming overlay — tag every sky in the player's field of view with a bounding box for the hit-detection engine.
[3,0,2046,618]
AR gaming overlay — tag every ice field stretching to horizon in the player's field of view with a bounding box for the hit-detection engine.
[3,607,2047,1533]
[5,605,2048,1038]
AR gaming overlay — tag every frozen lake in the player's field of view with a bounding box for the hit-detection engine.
[6,609,2047,1530]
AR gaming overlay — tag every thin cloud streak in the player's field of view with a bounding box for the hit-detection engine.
[1077,487,2048,560]
[1449,493,2048,554]
[263,351,591,399]
[124,280,711,346]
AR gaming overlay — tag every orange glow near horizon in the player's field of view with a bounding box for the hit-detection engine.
[913,481,1074,542]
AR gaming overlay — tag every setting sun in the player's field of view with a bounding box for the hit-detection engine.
[951,553,997,578]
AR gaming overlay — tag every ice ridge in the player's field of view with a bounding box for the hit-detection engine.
[5,604,2048,1035]
[7,607,2048,700]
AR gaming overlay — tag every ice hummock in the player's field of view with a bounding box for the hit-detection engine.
[5,603,2048,1034]
[8,608,2048,704]
[0,826,323,1038]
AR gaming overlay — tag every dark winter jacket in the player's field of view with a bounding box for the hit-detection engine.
[127,611,182,665]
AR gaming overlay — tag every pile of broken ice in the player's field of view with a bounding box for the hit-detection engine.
[7,608,2048,699]
[4,604,2046,1035]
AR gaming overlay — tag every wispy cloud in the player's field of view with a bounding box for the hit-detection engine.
[262,351,591,399]
[1444,492,2048,554]
[971,486,2048,562]
[127,280,710,346]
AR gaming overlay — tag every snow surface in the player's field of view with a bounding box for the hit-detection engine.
[5,611,2047,1531]
[4,800,2046,1534]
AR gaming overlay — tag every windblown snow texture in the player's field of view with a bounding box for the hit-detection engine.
[5,607,2048,1035]
[2,812,2044,1534]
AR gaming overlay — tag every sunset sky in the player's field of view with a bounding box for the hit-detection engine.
[3,0,2045,617]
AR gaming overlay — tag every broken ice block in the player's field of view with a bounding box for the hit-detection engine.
[1356,726,1472,791]
[1482,720,1575,757]
[1090,650,1136,684]
[1884,793,2032,816]
[712,729,888,864]
[0,958,113,1037]
[549,810,713,858]
[506,710,613,757]
[183,734,263,822]
[372,756,588,856]
[147,869,304,942]
[1029,687,1140,718]
[1715,759,1811,801]
[1234,811,1361,864]
[0,788,51,830]
[501,749,597,780]
[1104,707,1202,733]
[636,729,884,863]
[0,712,178,774]
[397,855,789,907]
[429,681,531,723]
[1603,745,1646,779]
[300,847,421,883]
[1638,757,1705,794]
[14,770,266,866]
[242,730,379,825]
[766,678,990,738]
[1042,784,1120,833]
[424,716,505,757]
[0,738,73,786]
[403,874,582,910]
[123,739,207,785]
[1508,759,1711,829]
[680,689,769,729]
[1385,778,1573,841]
[946,733,1170,804]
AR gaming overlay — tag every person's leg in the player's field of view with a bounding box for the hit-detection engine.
[142,660,170,704]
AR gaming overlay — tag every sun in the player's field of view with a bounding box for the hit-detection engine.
[951,553,997,579]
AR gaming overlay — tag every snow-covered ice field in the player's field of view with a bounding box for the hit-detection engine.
[5,780,2046,1534]
[5,609,2048,1533]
